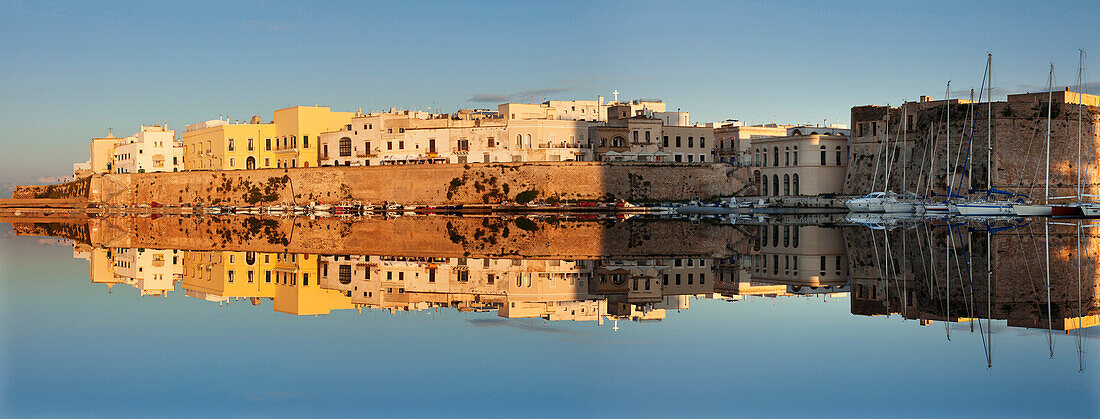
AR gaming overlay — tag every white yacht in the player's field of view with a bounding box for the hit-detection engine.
[845,192,889,213]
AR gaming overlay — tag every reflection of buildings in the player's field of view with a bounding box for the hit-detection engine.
[845,222,1100,332]
[66,224,859,322]
[182,251,351,316]
[73,244,183,297]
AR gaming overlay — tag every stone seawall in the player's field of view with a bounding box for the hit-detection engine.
[85,162,752,206]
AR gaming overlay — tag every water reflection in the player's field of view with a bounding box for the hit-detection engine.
[15,215,1100,369]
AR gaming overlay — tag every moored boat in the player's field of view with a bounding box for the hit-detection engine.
[845,192,889,213]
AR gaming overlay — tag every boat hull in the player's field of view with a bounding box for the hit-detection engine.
[1052,205,1083,217]
[1012,204,1053,216]
[955,203,1015,216]
[883,202,915,213]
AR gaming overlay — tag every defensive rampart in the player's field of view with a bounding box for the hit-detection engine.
[79,162,752,206]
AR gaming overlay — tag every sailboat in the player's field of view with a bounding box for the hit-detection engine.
[955,54,1018,216]
[847,106,913,213]
[924,82,954,214]
[1055,50,1100,217]
[1015,64,1058,216]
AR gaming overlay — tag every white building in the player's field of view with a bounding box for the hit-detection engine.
[111,125,183,174]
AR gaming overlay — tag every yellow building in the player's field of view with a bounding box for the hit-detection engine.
[182,106,353,170]
[271,106,354,168]
[182,119,276,170]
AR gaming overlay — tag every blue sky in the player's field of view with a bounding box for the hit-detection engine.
[1,0,1098,190]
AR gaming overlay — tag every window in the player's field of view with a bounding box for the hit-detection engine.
[688,136,694,147]
[793,174,800,195]
[772,175,779,197]
[676,136,682,147]
[339,138,351,157]
[773,147,779,167]
[836,146,843,166]
[645,131,650,142]
[821,146,827,165]
[633,130,638,142]
[387,141,392,150]
[793,146,799,165]
[339,265,351,284]
[247,138,254,151]
[266,138,271,151]
[784,174,790,196]
[663,136,668,147]
[228,139,235,151]
[399,141,404,149]
[700,137,705,147]
[303,135,309,148]
[784,147,790,166]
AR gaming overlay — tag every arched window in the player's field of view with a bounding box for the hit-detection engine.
[526,133,532,148]
[792,174,800,195]
[836,146,843,166]
[784,146,790,166]
[772,174,779,197]
[792,226,800,248]
[792,129,802,136]
[783,226,790,247]
[761,173,768,195]
[339,137,352,157]
[820,146,827,165]
[783,174,790,196]
[516,134,522,147]
[773,147,779,167]
[792,146,798,165]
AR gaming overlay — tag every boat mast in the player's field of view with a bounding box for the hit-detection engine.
[945,81,953,199]
[969,88,975,194]
[1046,64,1054,205]
[986,53,993,197]
[1077,50,1084,202]
[884,109,892,193]
[903,105,908,195]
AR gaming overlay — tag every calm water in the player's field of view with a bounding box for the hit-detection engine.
[1,215,1098,417]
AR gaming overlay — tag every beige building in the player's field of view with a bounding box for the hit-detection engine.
[660,125,714,163]
[594,104,714,162]
[318,109,596,166]
[74,131,121,177]
[713,123,791,165]
[754,134,849,196]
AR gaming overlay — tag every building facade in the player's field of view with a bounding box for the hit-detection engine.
[753,134,849,196]
[182,106,353,171]
[111,125,182,174]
